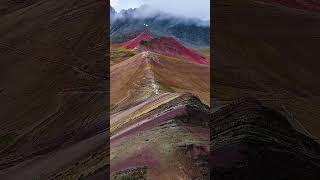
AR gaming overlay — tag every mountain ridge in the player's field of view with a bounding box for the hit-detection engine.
[110,50,210,113]
[118,32,209,65]
[110,5,210,48]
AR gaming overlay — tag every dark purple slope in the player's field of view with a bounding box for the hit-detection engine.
[210,98,320,180]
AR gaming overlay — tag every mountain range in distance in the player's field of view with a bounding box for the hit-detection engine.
[110,5,210,48]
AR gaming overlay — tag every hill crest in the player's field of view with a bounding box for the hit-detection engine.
[121,32,209,65]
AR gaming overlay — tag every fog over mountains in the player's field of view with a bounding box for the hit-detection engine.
[110,5,210,48]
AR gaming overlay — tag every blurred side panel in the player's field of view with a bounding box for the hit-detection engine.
[0,0,109,179]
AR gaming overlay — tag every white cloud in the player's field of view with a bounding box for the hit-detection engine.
[110,0,209,20]
[110,0,120,7]
[137,0,144,5]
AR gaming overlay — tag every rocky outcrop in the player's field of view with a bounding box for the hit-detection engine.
[210,98,320,179]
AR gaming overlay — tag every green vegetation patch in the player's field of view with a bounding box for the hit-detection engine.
[111,48,135,58]
[111,48,136,65]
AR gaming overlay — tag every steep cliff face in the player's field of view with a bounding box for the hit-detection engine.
[210,98,320,180]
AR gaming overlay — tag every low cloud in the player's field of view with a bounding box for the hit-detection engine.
[111,4,210,27]
[110,0,120,7]
[111,0,209,20]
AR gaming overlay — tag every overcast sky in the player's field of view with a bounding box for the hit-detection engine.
[110,0,210,20]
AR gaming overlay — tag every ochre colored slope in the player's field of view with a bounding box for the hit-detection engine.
[110,51,209,113]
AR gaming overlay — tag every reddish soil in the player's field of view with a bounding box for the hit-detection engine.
[122,32,154,49]
[140,37,209,65]
[122,32,209,65]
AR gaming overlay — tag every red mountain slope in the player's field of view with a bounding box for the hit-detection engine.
[122,32,209,65]
[139,37,209,65]
[122,32,153,49]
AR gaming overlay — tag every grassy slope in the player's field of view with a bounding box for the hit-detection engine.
[110,47,135,65]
